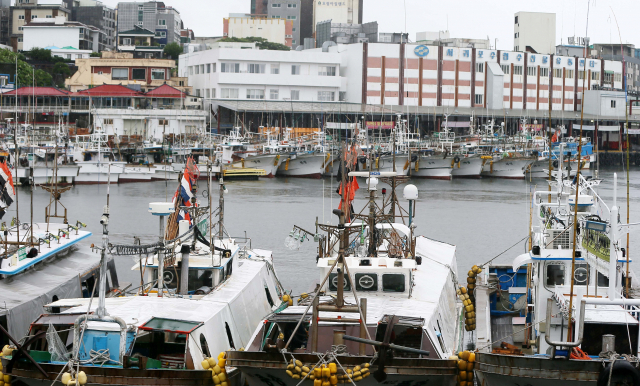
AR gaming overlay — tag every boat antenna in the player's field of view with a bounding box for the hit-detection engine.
[567,0,591,339]
[96,163,111,318]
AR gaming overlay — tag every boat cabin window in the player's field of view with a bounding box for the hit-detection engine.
[598,272,609,287]
[382,274,405,292]
[264,285,275,307]
[545,263,565,287]
[154,268,221,292]
[329,273,351,291]
[135,318,202,369]
[225,322,235,349]
[200,333,211,357]
[573,263,590,285]
[355,273,378,291]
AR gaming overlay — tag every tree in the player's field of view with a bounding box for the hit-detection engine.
[163,42,183,60]
[0,48,53,86]
[219,37,290,51]
[90,52,102,58]
[28,48,53,62]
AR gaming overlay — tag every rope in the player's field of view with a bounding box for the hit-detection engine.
[79,349,119,366]
[480,235,530,268]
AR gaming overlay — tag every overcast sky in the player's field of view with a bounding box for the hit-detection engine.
[87,0,640,48]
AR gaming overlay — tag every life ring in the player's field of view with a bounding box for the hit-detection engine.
[597,360,640,386]
[454,155,461,164]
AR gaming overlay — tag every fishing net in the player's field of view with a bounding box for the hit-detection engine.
[46,322,69,362]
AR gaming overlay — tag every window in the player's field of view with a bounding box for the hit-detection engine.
[205,89,210,99]
[132,68,146,80]
[17,37,22,42]
[317,91,334,101]
[221,88,239,98]
[578,70,585,80]
[611,100,617,108]
[291,65,301,75]
[272,3,281,7]
[195,89,201,97]
[591,71,600,80]
[189,66,193,75]
[545,263,565,287]
[474,94,483,104]
[158,19,166,26]
[248,63,265,74]
[264,286,274,307]
[513,65,523,75]
[615,73,622,82]
[206,64,211,73]
[66,54,71,59]
[32,15,37,19]
[286,15,296,20]
[329,273,351,291]
[565,69,574,79]
[247,89,265,99]
[290,90,300,100]
[355,273,378,291]
[18,15,25,20]
[476,63,484,73]
[221,63,240,73]
[46,15,52,18]
[539,67,549,77]
[287,3,297,7]
[339,91,347,101]
[211,88,216,98]
[200,334,211,358]
[574,264,590,286]
[382,274,405,292]
[553,68,563,78]
[195,66,199,74]
[103,119,114,125]
[122,38,131,45]
[269,89,279,99]
[271,65,280,74]
[224,322,235,349]
[200,64,204,74]
[156,31,166,38]
[318,66,336,76]
[500,64,510,75]
[151,69,165,80]
[112,68,128,80]
[292,40,296,45]
[212,63,217,73]
[527,66,536,76]
[515,16,518,24]
[604,72,613,83]
[18,27,23,31]
[159,119,168,125]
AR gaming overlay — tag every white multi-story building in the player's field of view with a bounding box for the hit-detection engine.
[179,45,346,103]
[23,17,100,52]
[514,12,556,55]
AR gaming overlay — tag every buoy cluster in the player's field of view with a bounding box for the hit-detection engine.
[286,360,370,383]
[459,265,482,331]
[61,371,87,386]
[282,294,293,307]
[451,351,475,386]
[0,346,13,386]
[201,352,228,386]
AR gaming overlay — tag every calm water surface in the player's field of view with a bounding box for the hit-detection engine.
[7,166,640,293]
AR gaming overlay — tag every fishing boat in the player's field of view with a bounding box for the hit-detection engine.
[471,144,640,385]
[71,130,126,184]
[0,160,288,386]
[226,148,461,386]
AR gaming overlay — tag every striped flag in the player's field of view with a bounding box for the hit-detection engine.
[0,161,15,219]
[173,166,197,227]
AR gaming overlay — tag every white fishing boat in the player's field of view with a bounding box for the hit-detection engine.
[226,157,461,385]
[471,145,640,385]
[481,155,534,179]
[119,164,157,183]
[71,130,125,184]
[451,155,484,178]
[412,152,453,179]
[0,161,288,386]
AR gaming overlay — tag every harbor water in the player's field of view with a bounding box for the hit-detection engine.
[7,165,640,293]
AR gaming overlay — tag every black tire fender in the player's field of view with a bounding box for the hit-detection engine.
[597,360,640,386]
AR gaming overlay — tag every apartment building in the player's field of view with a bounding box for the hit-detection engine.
[10,0,71,51]
[267,0,300,49]
[23,17,100,52]
[117,1,182,46]
[64,0,116,51]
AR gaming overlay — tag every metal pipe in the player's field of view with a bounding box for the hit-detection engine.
[317,305,361,313]
[311,295,319,352]
[158,215,165,298]
[179,245,190,295]
[341,335,430,356]
[544,298,586,348]
[359,298,367,355]
[318,317,361,323]
[609,173,619,300]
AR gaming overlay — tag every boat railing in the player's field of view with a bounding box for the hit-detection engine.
[544,297,585,358]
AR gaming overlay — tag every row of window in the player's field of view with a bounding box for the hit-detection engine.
[209,88,335,102]
[327,273,406,293]
[18,14,53,20]
[497,64,608,81]
[111,68,166,81]
[189,63,337,76]
[272,3,297,7]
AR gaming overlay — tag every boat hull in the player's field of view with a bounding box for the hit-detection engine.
[278,153,325,178]
[227,352,458,386]
[474,353,603,386]
[412,156,452,180]
[75,162,125,184]
[233,154,282,177]
[481,158,534,179]
[451,157,483,179]
[119,165,156,183]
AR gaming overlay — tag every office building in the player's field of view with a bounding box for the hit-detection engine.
[63,0,115,51]
[267,0,300,48]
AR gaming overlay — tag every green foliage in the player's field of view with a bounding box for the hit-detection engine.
[163,42,183,60]
[0,48,53,86]
[90,52,102,58]
[52,62,71,77]
[219,37,291,51]
[28,47,53,62]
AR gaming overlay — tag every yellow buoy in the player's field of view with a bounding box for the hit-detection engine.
[283,294,291,302]
[330,375,338,385]
[292,374,300,379]
[288,299,293,306]
[328,363,337,374]
[314,379,322,386]
[295,366,302,373]
[302,366,310,373]
[67,379,77,386]
[202,359,211,370]
[286,370,293,378]
[301,372,308,378]
[459,371,467,380]
[78,371,87,385]
[213,365,222,374]
[457,360,467,370]
[218,352,226,360]
[466,362,474,371]
[353,371,361,377]
[61,373,72,385]
[219,372,227,382]
[467,371,474,381]
[213,375,221,384]
[218,358,226,368]
[354,376,363,382]
[314,367,322,378]
[221,382,228,386]
[322,382,331,386]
